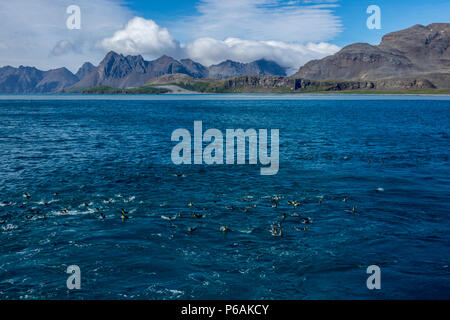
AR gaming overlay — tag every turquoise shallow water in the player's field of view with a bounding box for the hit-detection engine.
[0,97,449,299]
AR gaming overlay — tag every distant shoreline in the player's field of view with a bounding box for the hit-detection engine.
[1,93,450,101]
[76,83,450,96]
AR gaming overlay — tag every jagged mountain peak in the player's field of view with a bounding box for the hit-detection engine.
[75,62,96,81]
[70,53,286,88]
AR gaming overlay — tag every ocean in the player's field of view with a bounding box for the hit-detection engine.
[0,95,449,299]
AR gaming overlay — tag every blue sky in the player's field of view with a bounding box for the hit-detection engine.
[0,0,448,72]
[124,0,450,46]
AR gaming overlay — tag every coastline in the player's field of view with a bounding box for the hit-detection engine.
[1,93,450,101]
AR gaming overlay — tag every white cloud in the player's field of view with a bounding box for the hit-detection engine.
[51,40,82,56]
[172,0,342,43]
[99,17,181,57]
[0,0,132,72]
[98,0,342,72]
[0,0,342,73]
[100,17,340,73]
[185,37,340,73]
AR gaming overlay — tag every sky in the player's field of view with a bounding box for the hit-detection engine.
[0,0,448,74]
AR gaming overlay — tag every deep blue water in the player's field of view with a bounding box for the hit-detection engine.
[0,97,449,299]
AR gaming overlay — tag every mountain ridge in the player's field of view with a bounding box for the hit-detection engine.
[293,23,450,81]
[0,52,287,93]
[70,52,287,90]
[0,23,449,94]
[0,65,79,94]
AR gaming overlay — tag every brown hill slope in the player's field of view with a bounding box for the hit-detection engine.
[293,23,450,83]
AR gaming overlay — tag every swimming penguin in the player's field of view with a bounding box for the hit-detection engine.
[96,208,104,219]
[53,192,59,196]
[301,217,312,224]
[270,224,278,235]
[270,224,283,237]
[121,208,129,220]
[272,200,278,208]
[161,215,175,222]
[83,202,89,207]
[294,226,308,231]
[343,197,348,202]
[281,213,287,220]
[188,202,194,207]
[188,227,197,233]
[220,226,229,233]
[288,200,300,207]
[23,193,31,199]
[193,212,204,219]
[319,199,323,205]
[61,208,69,214]
[352,206,357,214]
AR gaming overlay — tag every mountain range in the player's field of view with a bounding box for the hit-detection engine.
[0,52,286,94]
[0,23,448,94]
[0,66,79,94]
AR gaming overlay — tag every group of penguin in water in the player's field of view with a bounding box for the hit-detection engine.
[2,190,360,237]
[1,192,131,224]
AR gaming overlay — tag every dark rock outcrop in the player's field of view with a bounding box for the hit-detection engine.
[166,74,437,93]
